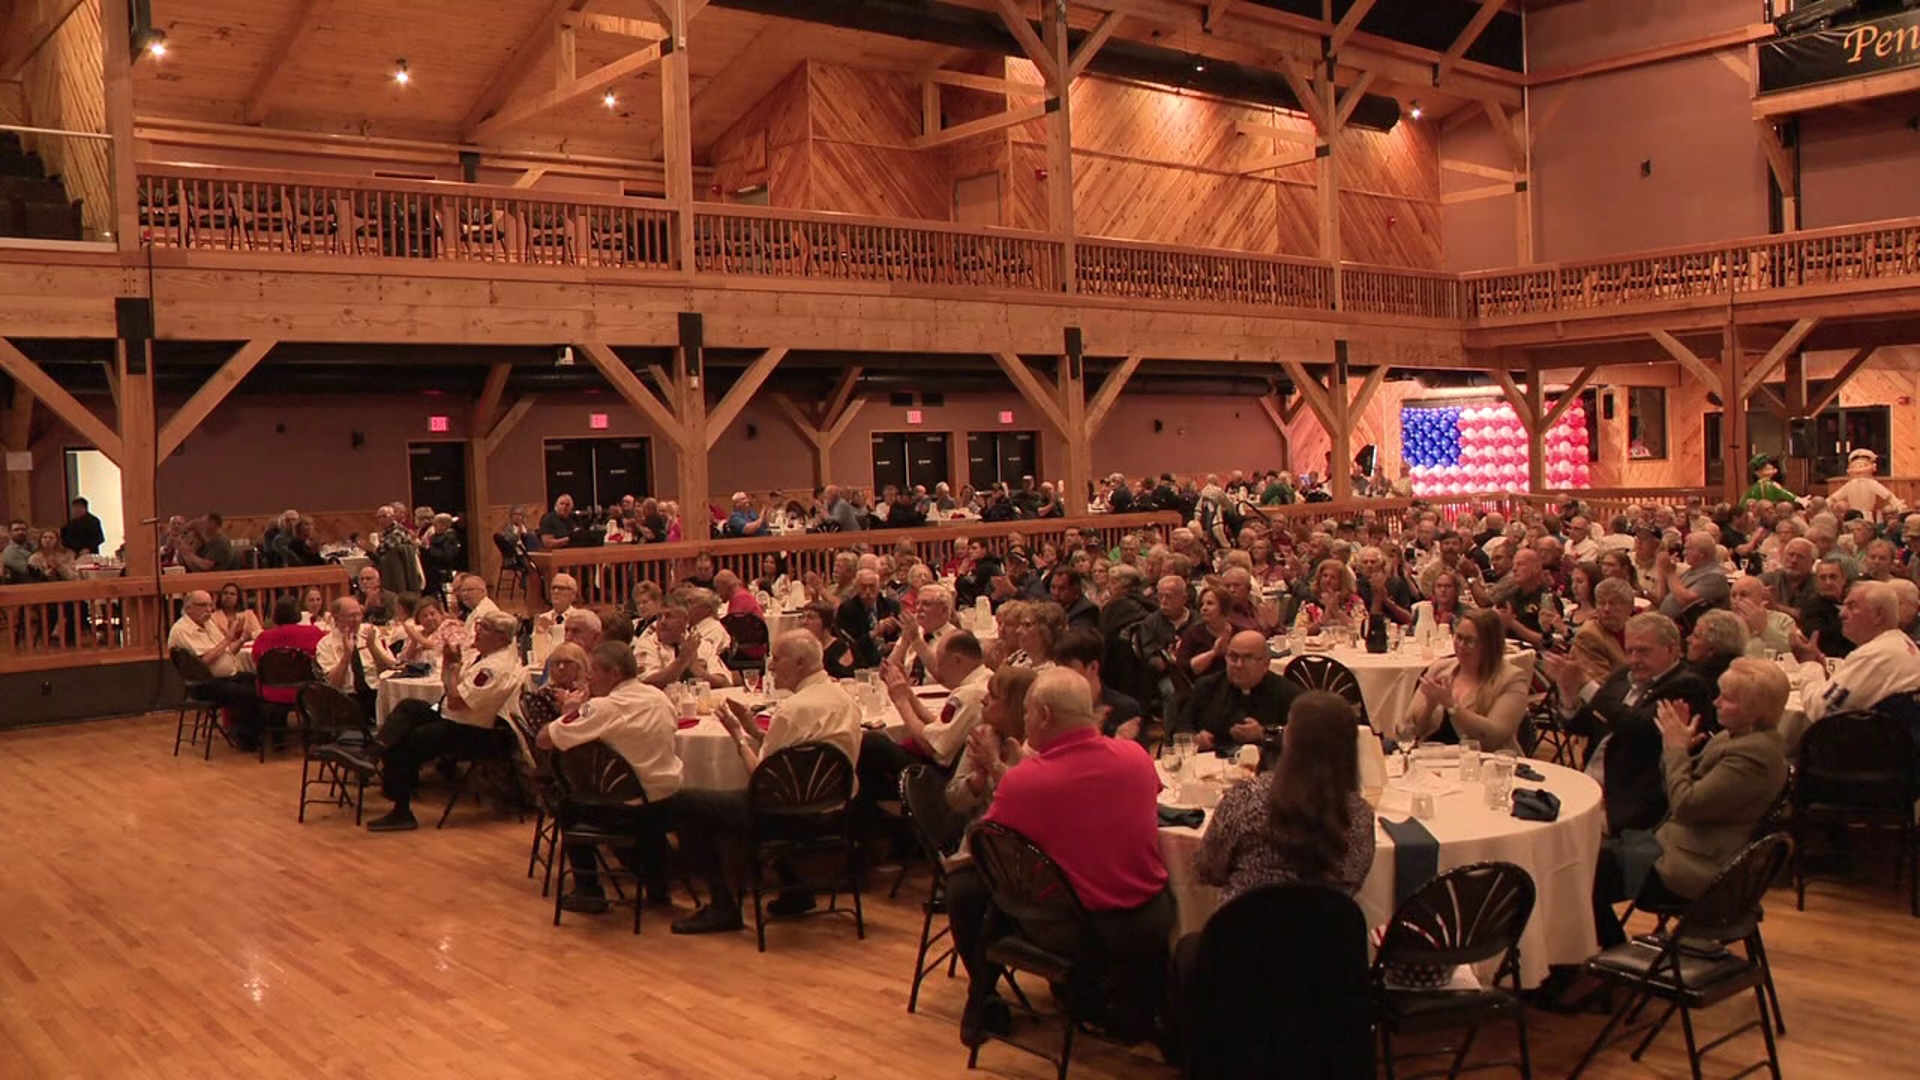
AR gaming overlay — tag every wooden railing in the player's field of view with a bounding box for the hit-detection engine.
[1260,494,1520,534]
[527,512,1180,610]
[1342,264,1463,320]
[692,205,1063,293]
[0,565,351,674]
[138,163,677,269]
[1514,489,1714,520]
[1075,239,1333,309]
[129,164,1920,325]
[1463,216,1920,320]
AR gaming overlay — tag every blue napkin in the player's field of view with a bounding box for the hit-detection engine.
[1515,763,1545,782]
[1158,806,1205,829]
[1377,815,1440,906]
[1510,788,1561,822]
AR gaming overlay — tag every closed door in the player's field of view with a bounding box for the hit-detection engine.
[966,430,1039,489]
[594,438,652,505]
[872,433,909,493]
[905,432,950,491]
[544,439,597,511]
[954,172,1001,227]
[408,441,468,517]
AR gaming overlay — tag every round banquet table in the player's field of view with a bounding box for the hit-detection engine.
[375,671,446,724]
[1273,645,1535,734]
[675,685,922,791]
[1157,754,1603,989]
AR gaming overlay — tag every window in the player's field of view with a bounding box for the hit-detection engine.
[1580,387,1600,463]
[1627,387,1667,460]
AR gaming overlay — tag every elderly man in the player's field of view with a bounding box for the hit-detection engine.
[316,595,398,717]
[538,494,576,549]
[452,573,501,636]
[1762,536,1820,617]
[361,504,423,594]
[178,514,238,573]
[947,669,1172,1046]
[860,631,993,824]
[1731,575,1797,657]
[1355,545,1415,625]
[1546,612,1716,835]
[1497,549,1561,648]
[1136,574,1195,686]
[822,484,865,532]
[1894,578,1920,640]
[886,582,957,681]
[1176,629,1302,752]
[364,609,525,832]
[562,607,604,653]
[1655,531,1731,620]
[836,568,901,669]
[670,631,862,935]
[685,588,734,654]
[723,492,770,538]
[1799,556,1857,659]
[533,573,582,657]
[634,602,731,687]
[168,589,264,748]
[1569,577,1635,685]
[536,642,683,913]
[712,569,762,619]
[351,565,392,626]
[1791,580,1920,725]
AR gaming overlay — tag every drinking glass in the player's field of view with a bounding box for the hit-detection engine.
[1458,738,1482,782]
[1483,756,1516,810]
[1173,733,1197,763]
[743,669,764,696]
[1159,745,1183,781]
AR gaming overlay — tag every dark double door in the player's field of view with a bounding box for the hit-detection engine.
[966,430,1039,490]
[544,437,652,511]
[872,432,951,492]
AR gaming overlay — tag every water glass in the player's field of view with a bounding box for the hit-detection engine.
[1482,757,1516,811]
[1173,733,1197,763]
[1458,738,1482,782]
[1411,792,1437,820]
[1160,746,1184,781]
[743,669,764,696]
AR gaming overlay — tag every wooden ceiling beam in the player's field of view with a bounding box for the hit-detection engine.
[1739,317,1819,400]
[705,347,789,450]
[0,337,122,464]
[1085,353,1142,435]
[580,343,685,443]
[1329,0,1381,54]
[1540,364,1600,431]
[1805,348,1876,418]
[1236,148,1318,174]
[1650,329,1724,399]
[473,363,512,435]
[158,340,277,459]
[1067,11,1125,80]
[458,0,590,134]
[1333,71,1377,130]
[993,0,1061,84]
[559,12,668,38]
[992,351,1071,435]
[912,101,1048,149]
[929,69,1048,97]
[483,396,539,456]
[469,40,667,142]
[1437,0,1504,81]
[1232,120,1317,146]
[244,0,329,124]
[0,0,86,82]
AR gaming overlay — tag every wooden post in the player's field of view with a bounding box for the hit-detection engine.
[2,390,31,523]
[658,0,696,270]
[770,366,864,488]
[465,436,495,590]
[1722,320,1749,506]
[1318,68,1342,307]
[1781,350,1809,493]
[118,340,157,575]
[673,313,710,517]
[101,0,139,249]
[1057,330,1089,514]
[1044,0,1075,293]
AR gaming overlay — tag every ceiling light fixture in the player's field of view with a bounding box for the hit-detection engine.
[393,59,410,86]
[1193,59,1207,73]
[603,92,617,109]
[1409,100,1423,120]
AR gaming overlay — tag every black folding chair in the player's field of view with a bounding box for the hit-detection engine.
[506,708,563,897]
[1371,861,1536,1080]
[169,646,224,760]
[1281,653,1369,728]
[437,720,528,829]
[1789,709,1919,917]
[747,742,863,952]
[966,821,1098,1080]
[491,533,528,599]
[1567,834,1792,1080]
[1183,885,1373,1080]
[1521,664,1574,766]
[296,683,377,824]
[722,611,770,672]
[900,764,963,1014]
[253,646,316,762]
[550,740,659,935]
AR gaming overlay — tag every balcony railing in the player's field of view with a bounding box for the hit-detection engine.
[130,164,1920,326]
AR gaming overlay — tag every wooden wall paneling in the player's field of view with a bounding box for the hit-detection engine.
[17,0,110,238]
[708,64,808,201]
[1340,194,1444,268]
[806,140,949,221]
[1070,155,1282,252]
[808,63,922,147]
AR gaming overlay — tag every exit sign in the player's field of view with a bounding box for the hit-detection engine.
[590,413,610,430]
[427,415,450,433]
[998,410,1015,424]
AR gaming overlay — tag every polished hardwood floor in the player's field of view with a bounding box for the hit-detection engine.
[2,714,1917,1079]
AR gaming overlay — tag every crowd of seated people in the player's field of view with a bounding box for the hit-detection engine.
[137,467,1920,1061]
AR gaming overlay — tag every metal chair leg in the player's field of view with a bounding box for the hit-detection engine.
[1755,984,1785,1080]
[1566,994,1633,1080]
[1679,1006,1705,1080]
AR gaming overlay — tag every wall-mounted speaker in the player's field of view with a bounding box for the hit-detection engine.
[1153,419,1164,433]
[1602,391,1616,420]
[745,423,758,440]
[350,431,366,450]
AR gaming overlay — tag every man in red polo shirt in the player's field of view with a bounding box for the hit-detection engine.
[949,668,1172,1049]
[251,595,325,727]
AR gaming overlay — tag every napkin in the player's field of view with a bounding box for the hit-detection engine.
[1157,806,1205,829]
[1515,763,1546,782]
[1509,788,1561,822]
[1377,816,1440,905]
[675,716,701,731]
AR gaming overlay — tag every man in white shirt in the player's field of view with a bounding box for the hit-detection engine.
[670,631,861,935]
[537,642,683,914]
[532,572,581,657]
[687,588,733,654]
[452,573,502,638]
[316,596,398,717]
[886,583,958,682]
[1791,581,1920,725]
[634,603,732,688]
[861,632,990,825]
[365,610,525,832]
[167,589,264,748]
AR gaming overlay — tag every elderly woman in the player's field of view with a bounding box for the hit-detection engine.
[1401,607,1530,753]
[799,599,858,679]
[628,580,664,635]
[1293,558,1369,635]
[517,641,592,732]
[398,594,465,668]
[1686,609,1749,700]
[1007,601,1065,669]
[1591,657,1791,947]
[1569,576,1635,685]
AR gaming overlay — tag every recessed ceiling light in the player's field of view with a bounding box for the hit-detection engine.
[603,92,617,108]
[1409,100,1424,120]
[393,59,410,86]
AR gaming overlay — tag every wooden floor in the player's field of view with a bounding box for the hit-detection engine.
[2,716,1918,1080]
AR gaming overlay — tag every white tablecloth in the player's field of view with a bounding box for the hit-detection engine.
[676,685,922,790]
[1272,645,1536,734]
[1158,756,1603,988]
[375,672,445,724]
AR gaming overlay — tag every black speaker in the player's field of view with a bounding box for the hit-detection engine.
[458,151,480,183]
[1064,327,1084,380]
[1788,419,1811,459]
[116,297,153,374]
[922,391,945,406]
[677,312,703,379]
[889,392,914,407]
[1602,392,1616,420]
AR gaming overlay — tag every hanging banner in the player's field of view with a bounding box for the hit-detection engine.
[1760,9,1920,94]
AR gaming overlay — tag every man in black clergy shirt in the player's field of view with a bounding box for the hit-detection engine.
[1174,630,1301,753]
